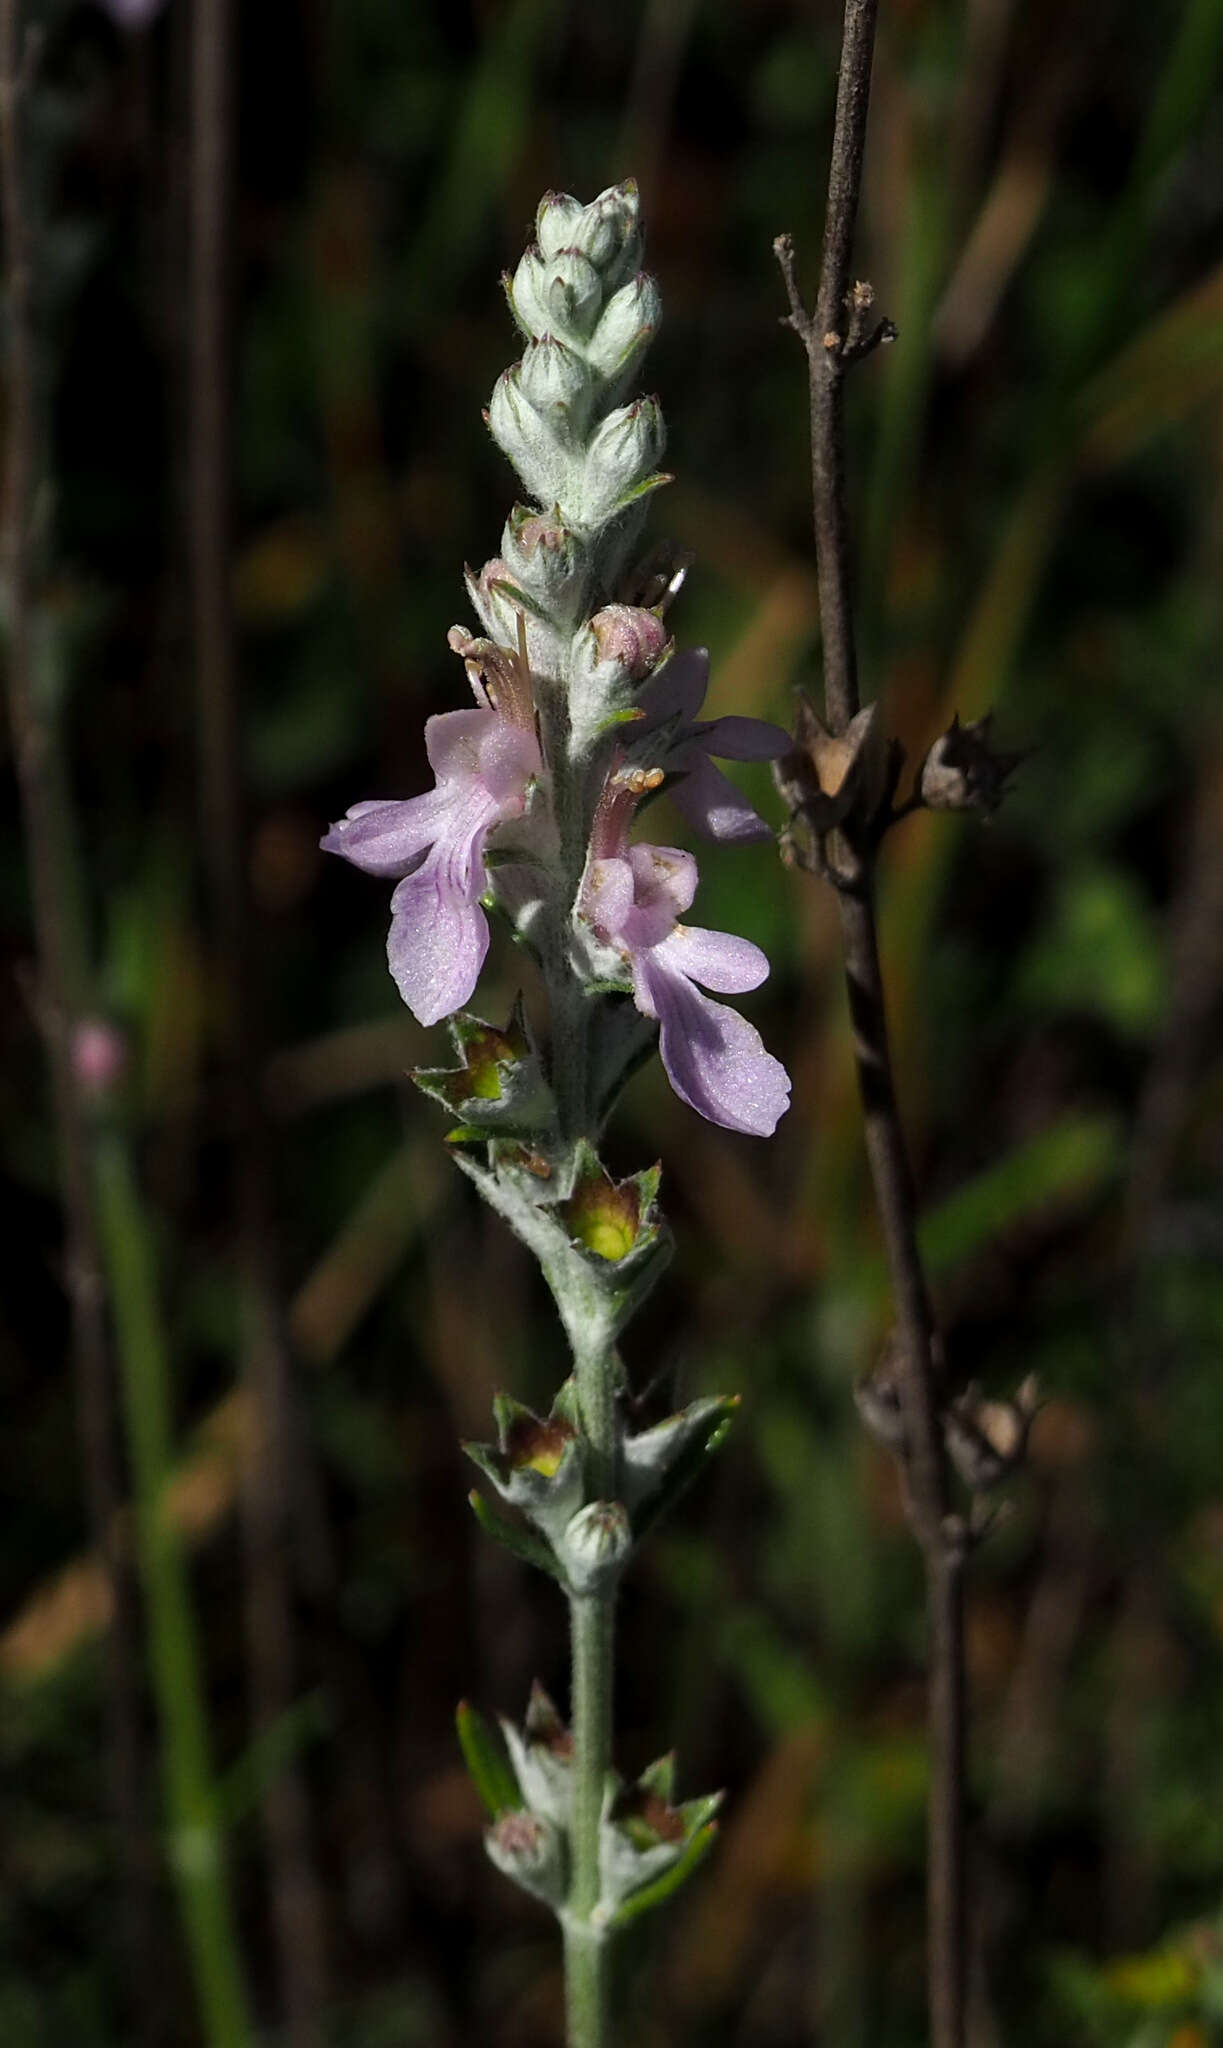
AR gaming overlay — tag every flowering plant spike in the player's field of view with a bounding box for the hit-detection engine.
[324,180,790,2045]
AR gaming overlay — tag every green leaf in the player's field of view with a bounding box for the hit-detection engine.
[917,1113,1122,1276]
[487,575,552,624]
[467,1489,564,1583]
[606,1821,718,1929]
[630,1398,739,1545]
[214,1691,329,1828]
[606,470,674,517]
[456,1701,523,1818]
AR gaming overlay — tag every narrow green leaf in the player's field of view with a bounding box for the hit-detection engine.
[488,575,552,624]
[606,1822,719,1929]
[456,1701,523,1818]
[607,470,674,516]
[215,1691,329,1829]
[916,1114,1121,1277]
[630,1398,739,1545]
[467,1489,565,1583]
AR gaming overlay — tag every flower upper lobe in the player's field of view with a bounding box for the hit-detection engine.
[322,707,541,1026]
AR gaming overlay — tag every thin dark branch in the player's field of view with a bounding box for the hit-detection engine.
[773,1,968,2040]
[188,5,328,2041]
[0,12,161,2039]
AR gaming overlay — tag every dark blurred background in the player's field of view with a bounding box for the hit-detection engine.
[3,0,1223,2042]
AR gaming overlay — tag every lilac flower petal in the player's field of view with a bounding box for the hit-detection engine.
[700,713,791,761]
[620,843,698,947]
[423,706,507,782]
[582,855,637,938]
[387,839,491,1025]
[636,952,791,1137]
[321,792,451,876]
[654,925,769,995]
[637,647,709,728]
[671,754,773,844]
[475,717,543,806]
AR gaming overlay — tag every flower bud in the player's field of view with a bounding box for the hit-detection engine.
[463,556,524,646]
[569,398,665,529]
[535,190,585,259]
[542,248,603,341]
[487,366,570,506]
[507,246,551,338]
[587,273,661,383]
[560,1500,632,1594]
[510,243,604,346]
[485,1808,567,1906]
[588,604,668,680]
[570,180,642,286]
[517,336,592,438]
[502,507,589,621]
[569,607,669,747]
[460,560,567,679]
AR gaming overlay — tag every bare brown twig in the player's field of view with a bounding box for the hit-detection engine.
[0,13,162,2038]
[188,3,328,2039]
[773,2,968,2042]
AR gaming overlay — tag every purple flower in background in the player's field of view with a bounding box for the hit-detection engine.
[322,639,542,1027]
[98,0,168,27]
[579,784,790,1136]
[636,648,789,843]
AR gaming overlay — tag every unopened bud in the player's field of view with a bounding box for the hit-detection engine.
[560,1500,633,1594]
[501,508,589,623]
[569,606,669,743]
[534,191,585,260]
[485,1808,566,1906]
[517,336,592,437]
[587,273,661,382]
[590,604,667,679]
[542,249,603,342]
[568,181,641,277]
[918,713,1022,815]
[487,366,570,506]
[571,398,665,529]
[508,244,602,345]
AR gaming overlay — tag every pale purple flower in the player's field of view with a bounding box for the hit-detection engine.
[636,648,789,843]
[579,786,790,1136]
[99,0,168,26]
[72,1018,127,1100]
[322,643,542,1027]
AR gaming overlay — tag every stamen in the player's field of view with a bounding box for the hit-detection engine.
[589,759,665,858]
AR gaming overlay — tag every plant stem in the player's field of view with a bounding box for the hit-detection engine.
[565,1590,614,2047]
[774,0,968,2038]
[563,1322,619,2048]
[0,13,160,2036]
[94,1130,255,2048]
